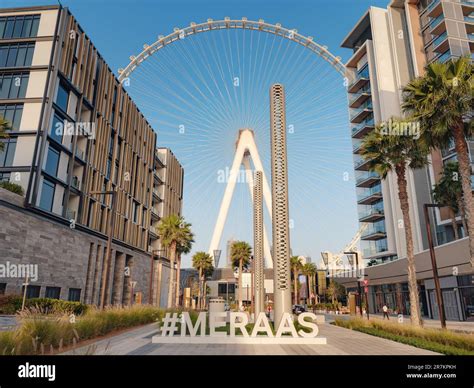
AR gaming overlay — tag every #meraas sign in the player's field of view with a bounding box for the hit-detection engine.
[153,311,327,345]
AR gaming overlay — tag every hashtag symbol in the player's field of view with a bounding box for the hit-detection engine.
[161,312,180,337]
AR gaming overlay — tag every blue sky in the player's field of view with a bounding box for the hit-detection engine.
[4,0,391,267]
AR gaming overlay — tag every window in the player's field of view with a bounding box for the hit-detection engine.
[0,283,6,295]
[45,146,60,177]
[0,43,35,68]
[133,201,139,223]
[22,285,40,299]
[0,172,10,182]
[0,15,40,39]
[39,178,55,212]
[68,288,81,302]
[0,138,16,167]
[0,104,23,130]
[0,73,29,99]
[45,286,61,299]
[50,113,64,144]
[56,81,69,112]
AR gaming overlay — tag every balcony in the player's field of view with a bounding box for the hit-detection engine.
[426,0,442,18]
[430,14,446,35]
[348,89,371,109]
[357,188,383,205]
[359,208,385,223]
[356,171,380,188]
[432,31,449,53]
[361,227,387,241]
[350,101,373,123]
[347,67,370,93]
[353,143,362,154]
[352,118,375,139]
[149,225,158,238]
[466,14,474,34]
[152,187,163,201]
[151,206,160,219]
[354,157,372,171]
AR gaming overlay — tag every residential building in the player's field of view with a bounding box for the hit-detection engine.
[339,0,474,320]
[0,5,182,308]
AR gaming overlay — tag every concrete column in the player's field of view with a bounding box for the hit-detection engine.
[112,252,126,305]
[253,171,265,316]
[122,255,134,305]
[91,245,104,305]
[103,249,114,306]
[83,243,96,304]
[270,83,292,326]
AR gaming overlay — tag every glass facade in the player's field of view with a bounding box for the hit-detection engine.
[0,15,40,39]
[0,103,23,130]
[39,178,55,212]
[0,42,35,68]
[0,72,29,99]
[0,137,16,167]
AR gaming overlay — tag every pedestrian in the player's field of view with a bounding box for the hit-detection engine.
[382,304,389,320]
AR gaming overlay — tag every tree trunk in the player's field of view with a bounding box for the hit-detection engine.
[197,268,202,310]
[238,259,243,308]
[396,164,423,327]
[175,254,181,308]
[453,121,474,267]
[450,208,459,240]
[293,270,298,305]
[167,241,176,308]
[457,193,468,236]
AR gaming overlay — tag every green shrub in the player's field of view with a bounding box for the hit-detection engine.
[0,295,23,314]
[0,181,24,196]
[0,305,165,355]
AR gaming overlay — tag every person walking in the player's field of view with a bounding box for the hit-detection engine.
[382,304,390,320]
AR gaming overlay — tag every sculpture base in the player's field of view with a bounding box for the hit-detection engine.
[152,336,327,345]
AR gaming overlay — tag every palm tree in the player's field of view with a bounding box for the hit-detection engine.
[230,241,252,308]
[432,162,464,240]
[158,214,194,308]
[202,263,215,310]
[290,256,303,305]
[402,56,474,266]
[302,262,317,305]
[192,251,213,309]
[0,117,11,152]
[360,117,429,327]
[326,280,344,305]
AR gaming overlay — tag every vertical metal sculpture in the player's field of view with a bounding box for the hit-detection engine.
[253,170,265,316]
[270,84,292,326]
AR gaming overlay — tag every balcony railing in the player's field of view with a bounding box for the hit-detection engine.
[357,187,383,204]
[359,208,384,222]
[430,14,445,31]
[347,66,370,93]
[65,209,76,220]
[350,101,373,123]
[348,89,371,108]
[361,226,387,240]
[71,176,81,190]
[352,117,375,139]
[432,31,448,51]
[355,171,380,187]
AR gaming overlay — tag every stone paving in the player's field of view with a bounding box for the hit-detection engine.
[63,320,440,356]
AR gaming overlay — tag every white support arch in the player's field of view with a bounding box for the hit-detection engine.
[209,129,273,268]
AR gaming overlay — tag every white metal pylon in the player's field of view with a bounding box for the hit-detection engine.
[209,129,273,268]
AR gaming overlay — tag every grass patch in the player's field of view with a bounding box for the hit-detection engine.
[0,305,170,355]
[333,317,474,356]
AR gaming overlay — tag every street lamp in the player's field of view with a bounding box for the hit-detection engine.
[345,251,363,317]
[424,203,447,329]
[90,189,117,310]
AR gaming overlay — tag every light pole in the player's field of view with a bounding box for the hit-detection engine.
[90,189,117,310]
[424,203,447,329]
[345,251,362,317]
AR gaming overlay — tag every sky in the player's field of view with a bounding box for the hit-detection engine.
[3,0,391,267]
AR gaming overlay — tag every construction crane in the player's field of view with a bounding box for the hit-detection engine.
[320,223,368,271]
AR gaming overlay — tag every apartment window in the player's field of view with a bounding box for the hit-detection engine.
[45,286,61,299]
[133,201,139,223]
[0,172,10,182]
[39,178,55,212]
[0,104,23,130]
[56,81,69,112]
[50,113,64,144]
[0,15,40,39]
[0,283,6,295]
[45,146,60,177]
[0,73,29,99]
[0,138,16,167]
[22,285,40,299]
[68,288,81,302]
[0,43,35,68]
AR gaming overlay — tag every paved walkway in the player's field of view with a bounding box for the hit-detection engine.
[63,320,439,356]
